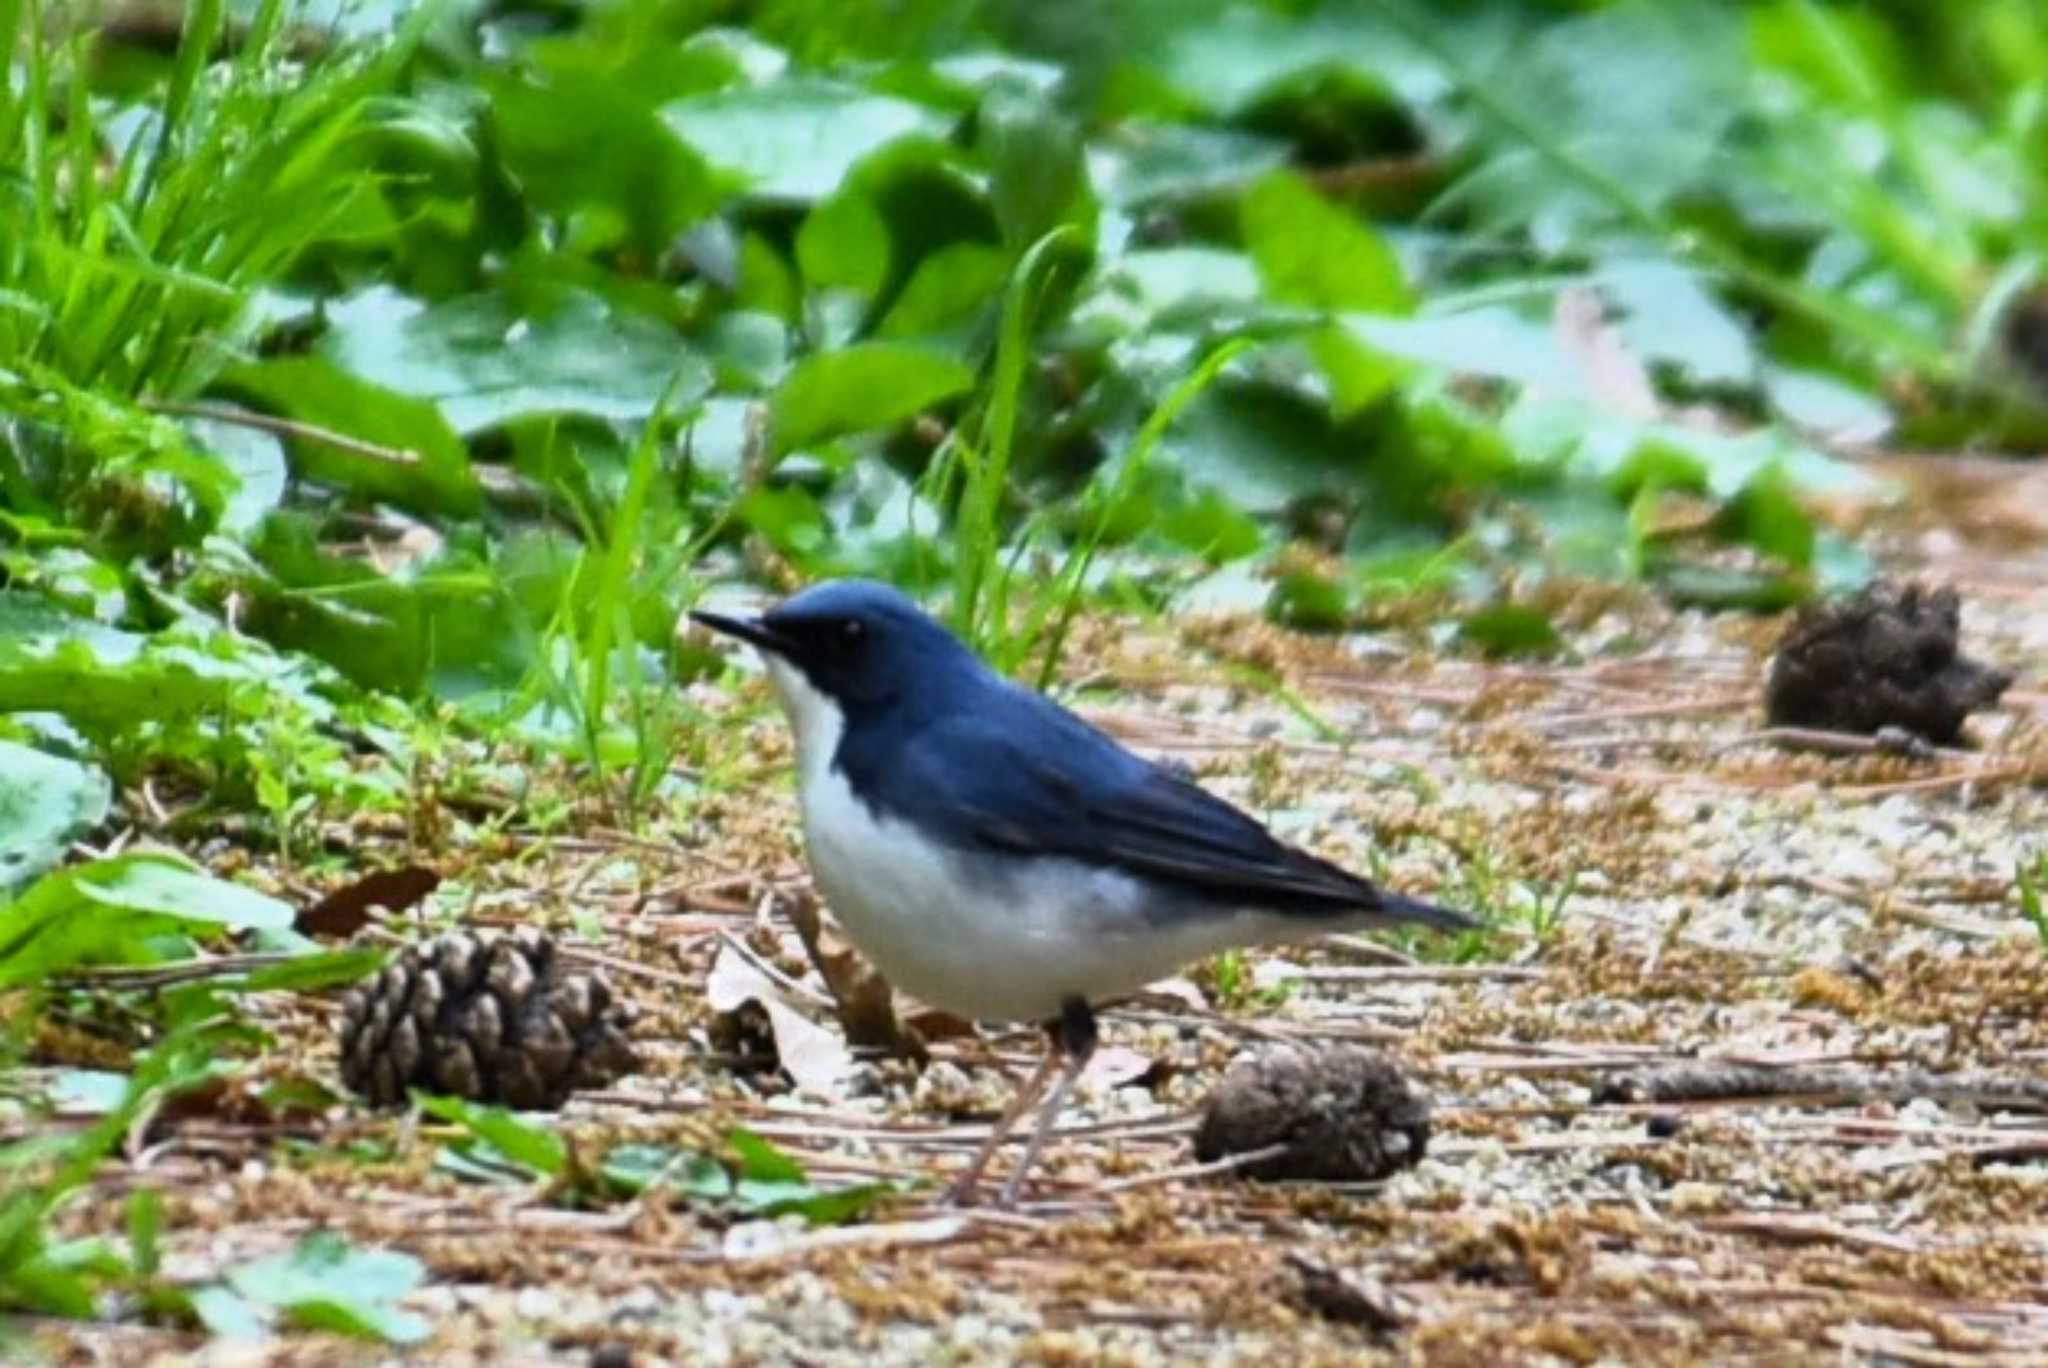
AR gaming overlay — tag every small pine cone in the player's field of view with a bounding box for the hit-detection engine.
[338,928,637,1110]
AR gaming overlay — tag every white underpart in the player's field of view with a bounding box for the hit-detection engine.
[761,656,1294,1023]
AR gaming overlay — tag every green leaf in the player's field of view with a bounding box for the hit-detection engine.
[0,604,335,734]
[1150,4,1421,116]
[1445,0,1745,234]
[177,412,289,541]
[0,742,110,897]
[597,1134,892,1225]
[1095,121,1289,206]
[877,243,1011,338]
[661,79,940,202]
[415,1094,567,1178]
[72,857,293,932]
[225,1232,428,1346]
[318,286,711,436]
[726,1127,805,1185]
[796,191,892,297]
[189,1284,271,1339]
[980,88,1095,251]
[127,1190,161,1278]
[1712,466,1815,568]
[0,854,291,988]
[489,69,724,256]
[1457,603,1565,660]
[225,947,386,994]
[768,343,974,455]
[1268,571,1352,632]
[215,356,482,517]
[1242,169,1411,314]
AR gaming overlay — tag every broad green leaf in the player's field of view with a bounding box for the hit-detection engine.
[1445,0,1745,236]
[215,357,481,517]
[416,1095,567,1178]
[180,412,290,539]
[1600,262,1756,389]
[1160,379,1358,515]
[0,854,287,987]
[238,517,531,700]
[1095,121,1289,206]
[1243,170,1410,314]
[1342,309,1579,392]
[189,1284,271,1339]
[1712,466,1815,568]
[1268,571,1352,632]
[1458,603,1565,659]
[598,1134,891,1225]
[877,243,1010,338]
[768,343,974,455]
[599,1143,731,1201]
[227,947,386,994]
[661,79,940,202]
[0,742,110,896]
[225,1232,429,1346]
[319,286,711,435]
[1149,5,1428,116]
[980,88,1095,250]
[71,857,292,932]
[0,608,335,735]
[490,69,723,255]
[727,1127,805,1184]
[796,190,892,297]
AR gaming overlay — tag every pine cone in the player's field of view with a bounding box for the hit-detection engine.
[1765,580,2011,743]
[338,928,637,1110]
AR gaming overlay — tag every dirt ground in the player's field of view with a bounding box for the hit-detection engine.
[24,455,2048,1366]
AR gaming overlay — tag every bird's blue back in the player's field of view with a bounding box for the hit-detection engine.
[810,600,1406,920]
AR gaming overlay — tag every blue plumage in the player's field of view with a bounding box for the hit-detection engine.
[692,578,1475,1205]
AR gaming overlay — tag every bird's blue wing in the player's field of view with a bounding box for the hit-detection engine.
[856,687,1464,927]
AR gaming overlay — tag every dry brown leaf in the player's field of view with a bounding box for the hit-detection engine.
[1080,1045,1161,1091]
[781,886,928,1063]
[297,865,441,938]
[704,942,855,1095]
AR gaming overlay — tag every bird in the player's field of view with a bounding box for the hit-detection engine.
[692,579,1478,1205]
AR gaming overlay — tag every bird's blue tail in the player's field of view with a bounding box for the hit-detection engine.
[1375,889,1485,934]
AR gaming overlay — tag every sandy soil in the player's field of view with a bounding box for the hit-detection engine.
[23,456,2048,1366]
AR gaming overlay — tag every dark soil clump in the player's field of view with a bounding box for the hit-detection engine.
[1194,1044,1430,1182]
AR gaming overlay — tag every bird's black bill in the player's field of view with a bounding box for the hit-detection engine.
[690,610,791,656]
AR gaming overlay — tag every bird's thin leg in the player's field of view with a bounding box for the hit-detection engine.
[944,1045,1059,1206]
[997,997,1098,1207]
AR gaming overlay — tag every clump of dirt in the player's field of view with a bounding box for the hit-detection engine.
[1764,580,2013,743]
[1194,1044,1430,1182]
[339,928,638,1109]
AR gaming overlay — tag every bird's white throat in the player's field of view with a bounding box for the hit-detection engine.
[761,654,846,792]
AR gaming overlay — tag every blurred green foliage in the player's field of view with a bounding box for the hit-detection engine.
[2,0,2041,816]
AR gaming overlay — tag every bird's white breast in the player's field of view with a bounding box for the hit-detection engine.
[761,658,1278,1023]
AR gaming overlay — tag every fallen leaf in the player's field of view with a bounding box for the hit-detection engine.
[1081,1045,1161,1091]
[705,942,856,1094]
[781,886,927,1063]
[298,866,441,938]
[1131,976,1210,1014]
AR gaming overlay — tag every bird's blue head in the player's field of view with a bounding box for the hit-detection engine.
[692,579,976,712]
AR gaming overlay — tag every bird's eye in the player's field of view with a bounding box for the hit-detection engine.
[838,618,865,647]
